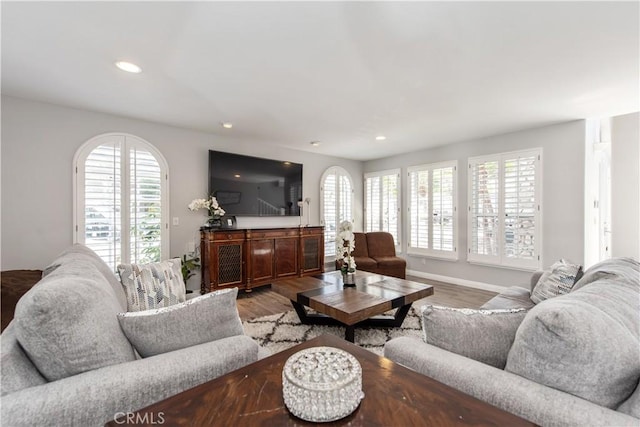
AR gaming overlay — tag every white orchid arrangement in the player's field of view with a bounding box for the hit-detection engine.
[188,196,226,218]
[337,220,356,273]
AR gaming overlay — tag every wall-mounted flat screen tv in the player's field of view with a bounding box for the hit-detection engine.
[208,150,303,216]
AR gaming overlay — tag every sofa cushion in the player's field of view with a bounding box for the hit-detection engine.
[366,232,397,257]
[13,270,136,381]
[117,288,243,357]
[421,305,528,369]
[118,259,186,312]
[505,269,640,408]
[573,257,639,291]
[42,244,127,310]
[530,259,582,304]
[480,286,535,310]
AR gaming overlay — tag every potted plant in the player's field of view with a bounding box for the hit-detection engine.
[181,254,200,293]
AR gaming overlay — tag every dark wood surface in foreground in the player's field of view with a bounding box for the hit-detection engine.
[108,334,534,427]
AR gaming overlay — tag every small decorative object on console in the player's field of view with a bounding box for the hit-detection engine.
[337,221,357,286]
[188,196,226,228]
[283,346,364,422]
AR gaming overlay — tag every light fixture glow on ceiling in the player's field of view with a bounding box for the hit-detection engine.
[234,174,241,178]
[222,122,233,129]
[310,141,321,146]
[115,61,142,73]
[375,135,386,141]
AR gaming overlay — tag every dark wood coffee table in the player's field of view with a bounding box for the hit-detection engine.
[108,334,535,426]
[271,270,434,342]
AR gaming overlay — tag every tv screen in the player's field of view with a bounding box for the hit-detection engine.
[208,150,303,216]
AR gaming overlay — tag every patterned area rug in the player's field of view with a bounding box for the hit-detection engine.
[242,308,424,356]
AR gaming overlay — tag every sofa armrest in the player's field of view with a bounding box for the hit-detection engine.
[1,335,259,426]
[384,337,638,426]
[529,270,544,292]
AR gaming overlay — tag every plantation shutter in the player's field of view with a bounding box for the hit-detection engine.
[75,134,168,271]
[408,161,458,259]
[83,141,122,269]
[468,149,541,269]
[321,167,353,259]
[364,170,400,246]
[432,166,455,251]
[469,159,500,260]
[365,177,381,232]
[322,172,337,258]
[503,153,538,265]
[408,169,429,249]
[129,146,163,264]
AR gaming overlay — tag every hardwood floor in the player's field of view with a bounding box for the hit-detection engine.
[236,274,497,321]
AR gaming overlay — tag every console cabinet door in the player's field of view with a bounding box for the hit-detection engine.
[249,239,274,283]
[300,229,324,275]
[275,237,298,278]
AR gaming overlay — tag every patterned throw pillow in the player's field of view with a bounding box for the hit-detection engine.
[117,288,243,357]
[117,259,186,312]
[530,259,582,304]
[421,305,528,369]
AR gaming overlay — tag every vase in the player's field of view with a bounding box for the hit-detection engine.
[342,271,356,286]
[206,217,222,228]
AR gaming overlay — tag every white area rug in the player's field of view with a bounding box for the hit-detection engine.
[242,308,424,356]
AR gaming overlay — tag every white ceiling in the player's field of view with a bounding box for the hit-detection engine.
[2,2,638,161]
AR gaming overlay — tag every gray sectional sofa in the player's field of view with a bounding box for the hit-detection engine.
[1,244,263,426]
[385,258,640,426]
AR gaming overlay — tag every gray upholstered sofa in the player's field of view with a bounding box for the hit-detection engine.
[385,258,640,426]
[1,244,263,426]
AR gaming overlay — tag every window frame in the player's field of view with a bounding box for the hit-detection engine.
[73,133,170,269]
[364,168,401,251]
[467,148,542,271]
[406,160,458,260]
[320,166,354,261]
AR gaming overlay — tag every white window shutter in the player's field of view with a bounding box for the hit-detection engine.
[320,167,353,260]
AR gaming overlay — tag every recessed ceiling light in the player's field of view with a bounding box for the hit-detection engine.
[115,61,142,73]
[222,122,233,129]
[283,161,291,165]
[234,174,241,178]
[375,135,386,141]
[310,141,321,147]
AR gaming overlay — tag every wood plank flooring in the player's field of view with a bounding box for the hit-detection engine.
[236,274,497,321]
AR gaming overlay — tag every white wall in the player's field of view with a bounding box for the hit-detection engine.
[611,112,640,260]
[0,96,363,273]
[365,120,586,287]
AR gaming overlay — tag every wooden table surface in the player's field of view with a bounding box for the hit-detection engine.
[109,334,535,426]
[272,271,434,325]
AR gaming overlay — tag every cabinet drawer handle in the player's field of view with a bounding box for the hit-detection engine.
[227,234,232,239]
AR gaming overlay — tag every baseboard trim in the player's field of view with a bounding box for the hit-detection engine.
[406,269,507,294]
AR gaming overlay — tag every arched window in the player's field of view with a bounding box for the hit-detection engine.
[320,166,354,259]
[73,133,169,270]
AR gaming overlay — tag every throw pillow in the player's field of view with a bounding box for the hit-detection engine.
[13,273,137,381]
[421,305,528,369]
[505,276,640,409]
[530,259,582,304]
[117,288,244,357]
[118,259,186,312]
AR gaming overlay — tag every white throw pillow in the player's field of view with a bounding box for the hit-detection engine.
[117,258,186,312]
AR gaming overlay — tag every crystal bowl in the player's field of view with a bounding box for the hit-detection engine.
[282,346,364,422]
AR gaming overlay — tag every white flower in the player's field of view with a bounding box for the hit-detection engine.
[188,196,225,217]
[337,220,356,273]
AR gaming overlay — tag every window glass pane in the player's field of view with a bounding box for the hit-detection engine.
[84,143,121,270]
